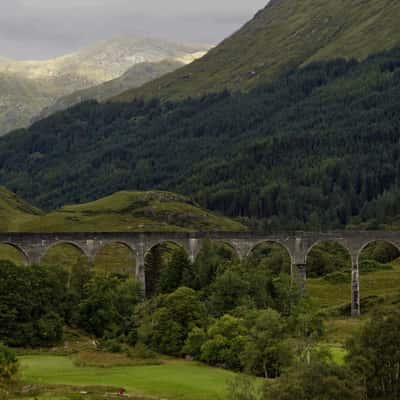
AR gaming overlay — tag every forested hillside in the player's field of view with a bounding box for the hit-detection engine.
[1,47,400,229]
[115,0,400,102]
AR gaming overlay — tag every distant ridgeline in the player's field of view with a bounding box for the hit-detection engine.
[1,47,400,229]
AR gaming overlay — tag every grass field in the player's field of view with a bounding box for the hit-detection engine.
[19,355,236,400]
[307,264,400,311]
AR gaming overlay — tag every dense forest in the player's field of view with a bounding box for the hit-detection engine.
[2,47,400,229]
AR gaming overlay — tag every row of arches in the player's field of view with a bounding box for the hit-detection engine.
[0,239,399,314]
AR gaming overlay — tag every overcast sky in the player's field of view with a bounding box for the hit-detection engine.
[0,0,268,60]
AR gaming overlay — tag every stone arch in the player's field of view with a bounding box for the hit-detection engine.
[305,239,354,312]
[0,242,29,265]
[247,240,293,263]
[202,239,240,261]
[144,239,190,258]
[356,239,400,314]
[144,240,189,298]
[356,239,400,266]
[94,241,137,277]
[305,239,353,267]
[247,240,292,275]
[40,241,89,266]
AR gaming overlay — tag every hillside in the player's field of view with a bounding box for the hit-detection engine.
[0,187,43,232]
[34,60,184,122]
[0,189,245,233]
[1,47,400,228]
[0,37,208,135]
[115,0,400,102]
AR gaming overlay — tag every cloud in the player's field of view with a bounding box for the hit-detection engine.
[0,0,268,59]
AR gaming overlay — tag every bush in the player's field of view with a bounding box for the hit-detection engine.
[227,375,263,400]
[347,309,400,400]
[264,352,363,400]
[0,344,18,386]
[323,271,352,284]
[128,343,157,359]
[99,338,123,353]
[359,260,393,273]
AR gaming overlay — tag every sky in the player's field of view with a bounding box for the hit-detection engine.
[0,0,268,60]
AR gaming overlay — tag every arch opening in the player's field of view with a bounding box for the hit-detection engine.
[0,243,29,266]
[306,240,352,311]
[145,241,190,298]
[357,240,400,313]
[94,242,136,278]
[190,239,239,291]
[41,242,88,272]
[247,241,291,276]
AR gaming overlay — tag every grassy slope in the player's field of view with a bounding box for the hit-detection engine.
[115,0,400,102]
[17,190,245,233]
[0,186,43,232]
[308,263,400,310]
[0,189,244,233]
[19,356,235,400]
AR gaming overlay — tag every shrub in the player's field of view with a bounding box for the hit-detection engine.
[0,344,18,385]
[323,271,352,284]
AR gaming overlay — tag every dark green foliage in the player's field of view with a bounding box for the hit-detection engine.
[145,245,164,298]
[248,243,291,275]
[138,287,207,356]
[199,314,247,370]
[347,309,400,400]
[0,344,18,385]
[77,276,141,337]
[264,351,363,400]
[0,261,67,347]
[240,309,292,378]
[192,240,237,290]
[2,48,400,229]
[159,248,191,294]
[307,242,352,278]
[359,260,393,274]
[323,271,352,284]
[359,241,400,264]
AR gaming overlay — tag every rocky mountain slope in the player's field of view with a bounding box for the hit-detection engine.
[115,0,400,102]
[35,60,184,122]
[0,37,208,135]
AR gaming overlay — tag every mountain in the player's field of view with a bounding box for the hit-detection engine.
[115,0,400,102]
[34,60,184,122]
[0,188,245,233]
[1,46,400,230]
[0,37,208,135]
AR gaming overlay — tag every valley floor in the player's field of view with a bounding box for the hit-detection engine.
[18,355,236,400]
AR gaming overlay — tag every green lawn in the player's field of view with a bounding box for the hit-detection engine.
[19,355,235,400]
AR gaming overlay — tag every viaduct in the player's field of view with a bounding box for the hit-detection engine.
[1,230,400,316]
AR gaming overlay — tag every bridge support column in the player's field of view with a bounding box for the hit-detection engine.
[136,243,146,298]
[292,263,307,293]
[351,261,360,317]
[188,238,201,263]
[25,246,45,266]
